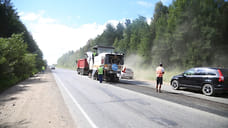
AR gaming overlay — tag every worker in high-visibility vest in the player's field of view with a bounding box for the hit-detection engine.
[92,51,97,64]
[42,66,45,73]
[156,63,165,93]
[98,65,104,83]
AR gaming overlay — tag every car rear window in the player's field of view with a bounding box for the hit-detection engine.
[195,68,216,75]
[220,69,228,77]
[205,69,216,75]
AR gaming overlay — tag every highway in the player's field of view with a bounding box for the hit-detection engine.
[52,68,228,128]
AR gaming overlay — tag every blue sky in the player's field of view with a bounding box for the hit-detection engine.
[11,0,172,64]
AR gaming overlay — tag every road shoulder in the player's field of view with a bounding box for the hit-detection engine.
[0,69,76,128]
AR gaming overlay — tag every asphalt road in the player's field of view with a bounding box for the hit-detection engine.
[52,68,228,128]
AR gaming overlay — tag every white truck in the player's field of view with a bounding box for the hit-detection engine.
[86,45,124,82]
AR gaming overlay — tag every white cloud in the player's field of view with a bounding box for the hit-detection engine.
[146,17,151,24]
[21,12,40,21]
[18,12,24,16]
[137,0,172,8]
[19,11,119,65]
[137,1,153,8]
[161,0,172,5]
[38,17,56,24]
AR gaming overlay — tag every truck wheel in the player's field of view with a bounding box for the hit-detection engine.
[77,69,79,74]
[115,77,119,82]
[202,84,214,96]
[105,77,110,82]
[88,72,92,78]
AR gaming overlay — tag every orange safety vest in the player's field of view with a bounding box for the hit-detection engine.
[156,66,164,77]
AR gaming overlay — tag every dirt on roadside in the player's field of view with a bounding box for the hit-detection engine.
[0,69,77,128]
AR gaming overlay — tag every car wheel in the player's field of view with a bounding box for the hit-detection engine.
[202,84,214,96]
[172,80,179,90]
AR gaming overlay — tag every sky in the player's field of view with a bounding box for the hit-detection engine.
[11,0,172,65]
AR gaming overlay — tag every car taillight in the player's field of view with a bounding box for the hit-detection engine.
[122,67,126,73]
[218,69,224,82]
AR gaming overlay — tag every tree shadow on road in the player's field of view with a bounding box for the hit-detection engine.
[0,72,48,105]
[0,119,30,128]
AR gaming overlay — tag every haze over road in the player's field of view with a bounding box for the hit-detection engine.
[53,68,228,128]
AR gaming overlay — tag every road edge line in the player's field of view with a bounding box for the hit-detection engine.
[54,73,99,128]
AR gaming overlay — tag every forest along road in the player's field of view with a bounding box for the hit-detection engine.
[0,69,76,128]
[53,68,228,128]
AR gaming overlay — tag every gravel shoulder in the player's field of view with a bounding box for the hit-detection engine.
[0,69,76,128]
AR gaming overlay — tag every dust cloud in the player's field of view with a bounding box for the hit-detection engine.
[124,54,157,81]
[123,54,184,82]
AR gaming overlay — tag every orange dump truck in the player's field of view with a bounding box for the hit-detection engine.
[77,59,89,75]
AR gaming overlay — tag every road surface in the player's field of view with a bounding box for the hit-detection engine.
[53,68,228,128]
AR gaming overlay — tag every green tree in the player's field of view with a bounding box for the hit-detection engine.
[114,19,132,54]
[151,2,170,65]
[0,0,45,71]
[0,34,38,88]
[0,0,46,90]
[58,0,228,70]
[101,23,117,46]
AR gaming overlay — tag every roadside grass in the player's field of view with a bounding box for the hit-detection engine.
[0,77,19,93]
[163,69,183,83]
[0,82,12,93]
[0,70,39,93]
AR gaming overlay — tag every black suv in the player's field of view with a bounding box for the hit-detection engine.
[171,67,228,96]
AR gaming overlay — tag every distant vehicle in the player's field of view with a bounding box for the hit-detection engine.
[50,65,55,70]
[170,67,228,96]
[120,68,134,79]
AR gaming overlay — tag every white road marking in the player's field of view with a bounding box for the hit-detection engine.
[54,74,99,128]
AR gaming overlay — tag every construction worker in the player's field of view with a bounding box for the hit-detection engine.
[92,51,97,64]
[93,51,97,56]
[156,63,165,93]
[42,66,45,73]
[98,65,104,83]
